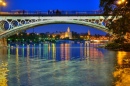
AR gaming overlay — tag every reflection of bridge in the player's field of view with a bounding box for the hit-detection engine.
[0,11,117,46]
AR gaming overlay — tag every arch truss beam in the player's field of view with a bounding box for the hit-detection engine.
[0,16,115,39]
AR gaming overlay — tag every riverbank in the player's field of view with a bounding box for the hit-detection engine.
[105,43,130,51]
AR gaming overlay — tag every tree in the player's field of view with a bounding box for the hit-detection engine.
[55,34,60,39]
[100,0,130,43]
[100,0,130,15]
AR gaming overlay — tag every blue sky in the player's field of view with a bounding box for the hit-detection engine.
[4,0,107,35]
[5,0,100,11]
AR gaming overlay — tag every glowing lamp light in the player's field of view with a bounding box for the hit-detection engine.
[122,0,125,2]
[117,1,122,5]
[2,2,6,6]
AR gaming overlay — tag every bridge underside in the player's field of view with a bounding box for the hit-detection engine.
[0,16,114,39]
[0,21,111,40]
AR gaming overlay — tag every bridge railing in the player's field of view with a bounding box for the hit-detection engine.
[0,10,103,16]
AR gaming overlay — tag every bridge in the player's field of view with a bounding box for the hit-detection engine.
[0,11,116,46]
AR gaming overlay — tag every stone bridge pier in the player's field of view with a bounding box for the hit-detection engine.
[0,32,7,47]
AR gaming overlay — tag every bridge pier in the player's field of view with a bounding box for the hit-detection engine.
[0,38,7,47]
[0,31,7,47]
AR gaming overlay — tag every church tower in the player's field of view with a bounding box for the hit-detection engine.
[65,27,72,39]
[88,30,90,36]
[87,30,90,40]
[67,27,70,32]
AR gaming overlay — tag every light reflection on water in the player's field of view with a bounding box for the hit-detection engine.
[114,51,130,86]
[0,43,130,86]
[0,47,9,86]
[8,43,105,61]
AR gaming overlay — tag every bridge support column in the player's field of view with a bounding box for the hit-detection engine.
[0,38,7,47]
[0,31,7,47]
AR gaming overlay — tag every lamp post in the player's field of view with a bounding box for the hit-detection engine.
[0,0,6,12]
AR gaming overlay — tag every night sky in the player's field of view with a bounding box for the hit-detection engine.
[4,0,107,35]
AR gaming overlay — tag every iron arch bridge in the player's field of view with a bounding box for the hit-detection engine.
[0,13,115,39]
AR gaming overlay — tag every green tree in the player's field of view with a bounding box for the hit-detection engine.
[100,0,130,43]
[55,34,60,39]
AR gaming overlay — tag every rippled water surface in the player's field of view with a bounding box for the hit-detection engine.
[0,43,130,86]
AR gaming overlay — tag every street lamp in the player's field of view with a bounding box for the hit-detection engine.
[117,1,122,5]
[0,0,6,12]
[117,0,127,5]
[2,2,6,6]
[122,0,125,3]
[117,0,128,12]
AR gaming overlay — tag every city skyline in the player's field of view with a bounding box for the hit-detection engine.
[27,24,107,35]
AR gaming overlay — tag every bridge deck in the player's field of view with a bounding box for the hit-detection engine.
[0,11,109,16]
[0,14,104,16]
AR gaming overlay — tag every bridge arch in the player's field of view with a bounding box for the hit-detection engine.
[20,20,26,25]
[11,20,19,27]
[0,20,11,30]
[0,19,112,39]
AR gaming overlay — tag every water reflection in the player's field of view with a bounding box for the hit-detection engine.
[0,48,9,86]
[15,47,20,86]
[52,44,56,60]
[0,62,9,86]
[0,43,122,86]
[114,51,130,86]
[7,43,105,61]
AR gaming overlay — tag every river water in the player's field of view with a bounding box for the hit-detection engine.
[0,43,130,86]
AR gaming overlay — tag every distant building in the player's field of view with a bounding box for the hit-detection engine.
[84,30,109,42]
[60,27,72,39]
[87,30,90,40]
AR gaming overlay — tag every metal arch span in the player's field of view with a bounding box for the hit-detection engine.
[0,16,114,39]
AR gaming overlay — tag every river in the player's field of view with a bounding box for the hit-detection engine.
[0,43,130,86]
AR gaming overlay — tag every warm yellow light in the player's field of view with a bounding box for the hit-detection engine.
[117,1,122,5]
[117,51,126,65]
[122,0,125,2]
[2,2,6,6]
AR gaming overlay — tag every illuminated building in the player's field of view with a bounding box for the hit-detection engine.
[87,30,90,40]
[65,27,72,39]
[60,27,72,39]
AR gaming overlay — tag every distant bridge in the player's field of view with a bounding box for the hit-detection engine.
[0,11,116,39]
